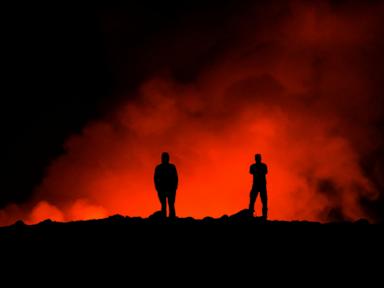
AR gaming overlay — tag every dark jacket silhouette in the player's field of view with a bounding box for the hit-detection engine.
[154,152,178,218]
[249,154,268,219]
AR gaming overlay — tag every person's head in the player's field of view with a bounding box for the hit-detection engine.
[255,153,262,163]
[161,152,170,164]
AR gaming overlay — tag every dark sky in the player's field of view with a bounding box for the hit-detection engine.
[2,1,384,221]
[1,1,241,207]
[3,5,109,206]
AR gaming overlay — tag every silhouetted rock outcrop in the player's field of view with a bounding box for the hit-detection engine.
[149,210,166,221]
[228,209,253,221]
[0,210,380,247]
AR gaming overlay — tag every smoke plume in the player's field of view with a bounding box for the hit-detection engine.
[1,0,384,225]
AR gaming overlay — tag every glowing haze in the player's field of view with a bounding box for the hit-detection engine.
[1,1,383,225]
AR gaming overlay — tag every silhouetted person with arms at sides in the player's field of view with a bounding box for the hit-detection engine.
[249,154,268,220]
[154,152,178,219]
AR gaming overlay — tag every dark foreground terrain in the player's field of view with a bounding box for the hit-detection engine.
[0,209,382,280]
[0,209,380,243]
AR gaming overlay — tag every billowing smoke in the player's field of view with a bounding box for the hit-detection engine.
[1,0,383,225]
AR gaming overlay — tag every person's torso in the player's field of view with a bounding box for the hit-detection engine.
[156,164,177,188]
[251,163,267,184]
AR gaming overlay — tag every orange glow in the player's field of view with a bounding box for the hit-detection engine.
[28,201,64,224]
[1,1,382,226]
[30,74,375,222]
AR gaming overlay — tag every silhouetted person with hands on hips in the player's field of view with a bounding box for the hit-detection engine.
[154,152,178,219]
[249,153,268,220]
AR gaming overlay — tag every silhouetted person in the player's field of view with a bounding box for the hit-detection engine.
[154,152,178,219]
[249,154,268,219]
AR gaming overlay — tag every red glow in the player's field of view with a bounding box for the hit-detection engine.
[1,1,382,226]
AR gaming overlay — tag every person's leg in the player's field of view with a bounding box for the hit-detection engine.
[249,189,258,215]
[168,190,176,219]
[260,187,268,220]
[157,191,167,218]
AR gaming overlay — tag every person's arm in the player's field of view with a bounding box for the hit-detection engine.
[249,165,254,175]
[265,164,268,175]
[174,165,179,190]
[154,166,160,191]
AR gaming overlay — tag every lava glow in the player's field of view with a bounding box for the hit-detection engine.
[1,0,383,225]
